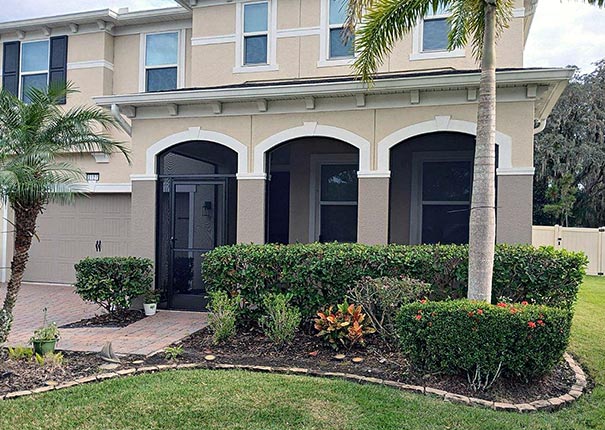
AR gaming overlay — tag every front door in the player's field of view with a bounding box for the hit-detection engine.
[158,179,229,310]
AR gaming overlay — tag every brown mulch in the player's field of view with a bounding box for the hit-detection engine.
[59,310,146,328]
[0,350,104,396]
[158,326,576,404]
[0,327,577,404]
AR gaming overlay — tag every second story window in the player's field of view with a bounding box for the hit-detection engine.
[145,32,178,92]
[328,0,354,58]
[20,40,49,103]
[243,2,269,65]
[422,5,450,52]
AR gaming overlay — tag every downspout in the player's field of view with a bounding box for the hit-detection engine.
[533,118,547,135]
[111,104,132,137]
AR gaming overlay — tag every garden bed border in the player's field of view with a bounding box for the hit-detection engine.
[0,352,587,413]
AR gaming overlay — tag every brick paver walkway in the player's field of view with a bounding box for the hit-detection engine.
[1,283,208,355]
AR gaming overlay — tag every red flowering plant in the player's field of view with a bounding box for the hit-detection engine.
[314,301,376,350]
[397,299,573,386]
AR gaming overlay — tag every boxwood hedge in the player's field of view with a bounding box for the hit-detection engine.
[397,300,573,381]
[202,243,586,317]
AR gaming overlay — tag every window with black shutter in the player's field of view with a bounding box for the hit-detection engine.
[2,35,68,104]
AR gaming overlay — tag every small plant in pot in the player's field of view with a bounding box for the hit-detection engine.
[29,308,60,356]
[143,290,160,316]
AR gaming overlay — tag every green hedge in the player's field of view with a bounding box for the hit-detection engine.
[397,300,573,380]
[74,257,153,313]
[202,243,586,316]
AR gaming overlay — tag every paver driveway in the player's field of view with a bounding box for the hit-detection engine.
[1,283,207,355]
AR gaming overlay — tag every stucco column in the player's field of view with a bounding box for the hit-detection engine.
[130,177,157,260]
[357,174,390,245]
[496,172,533,244]
[236,177,266,244]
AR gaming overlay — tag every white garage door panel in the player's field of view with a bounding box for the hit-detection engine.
[24,194,131,284]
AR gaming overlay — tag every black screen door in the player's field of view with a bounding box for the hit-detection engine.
[158,179,228,310]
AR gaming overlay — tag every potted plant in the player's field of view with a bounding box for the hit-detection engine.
[29,308,60,356]
[143,290,160,316]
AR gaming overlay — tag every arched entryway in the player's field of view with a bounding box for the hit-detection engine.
[389,132,485,245]
[156,141,238,310]
[265,137,360,244]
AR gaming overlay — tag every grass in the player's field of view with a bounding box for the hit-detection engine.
[1,277,604,430]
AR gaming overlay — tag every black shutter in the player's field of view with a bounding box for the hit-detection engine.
[2,41,20,96]
[49,35,68,104]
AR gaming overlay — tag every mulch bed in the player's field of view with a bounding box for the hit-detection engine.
[155,326,576,404]
[0,326,577,404]
[0,350,105,396]
[59,310,146,328]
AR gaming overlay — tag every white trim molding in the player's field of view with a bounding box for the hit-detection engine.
[84,182,132,193]
[145,127,249,175]
[377,116,513,172]
[130,174,158,181]
[191,34,236,46]
[67,60,114,71]
[496,167,535,176]
[254,122,371,175]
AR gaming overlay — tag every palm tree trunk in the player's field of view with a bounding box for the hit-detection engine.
[467,0,497,302]
[0,202,41,343]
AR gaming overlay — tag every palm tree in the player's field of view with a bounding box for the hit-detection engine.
[346,0,604,302]
[0,83,129,343]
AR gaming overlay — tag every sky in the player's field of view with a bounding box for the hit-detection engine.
[1,0,605,73]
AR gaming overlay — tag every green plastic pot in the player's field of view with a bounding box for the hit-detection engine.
[32,339,57,356]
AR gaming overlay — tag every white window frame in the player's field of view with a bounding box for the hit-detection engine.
[19,39,50,102]
[318,0,356,67]
[234,0,278,73]
[410,8,465,61]
[139,29,186,92]
[410,151,474,244]
[309,154,359,242]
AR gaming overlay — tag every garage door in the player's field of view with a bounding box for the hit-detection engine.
[24,194,131,284]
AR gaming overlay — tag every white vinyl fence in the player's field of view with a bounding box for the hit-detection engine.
[532,225,605,276]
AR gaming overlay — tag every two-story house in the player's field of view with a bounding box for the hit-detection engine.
[0,0,572,310]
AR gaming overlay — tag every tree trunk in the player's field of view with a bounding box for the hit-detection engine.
[0,202,41,343]
[467,1,497,302]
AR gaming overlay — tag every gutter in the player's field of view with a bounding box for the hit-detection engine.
[110,104,132,136]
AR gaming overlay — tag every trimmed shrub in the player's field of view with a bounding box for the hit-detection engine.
[397,300,573,384]
[74,257,153,313]
[347,276,431,343]
[259,293,301,345]
[202,243,586,317]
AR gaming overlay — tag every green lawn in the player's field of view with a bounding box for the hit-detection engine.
[1,277,604,430]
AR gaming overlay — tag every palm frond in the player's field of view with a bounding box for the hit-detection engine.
[0,82,130,211]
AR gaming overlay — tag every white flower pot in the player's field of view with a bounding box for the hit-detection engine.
[143,303,157,316]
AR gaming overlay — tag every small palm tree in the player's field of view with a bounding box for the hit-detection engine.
[347,0,604,302]
[0,83,130,342]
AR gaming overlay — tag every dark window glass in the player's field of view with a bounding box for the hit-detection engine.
[146,67,177,92]
[422,204,469,244]
[423,18,449,51]
[244,35,268,64]
[329,28,354,58]
[321,164,358,201]
[21,73,48,103]
[422,160,472,201]
[320,205,357,243]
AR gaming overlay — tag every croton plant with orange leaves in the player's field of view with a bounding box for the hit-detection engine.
[314,301,376,350]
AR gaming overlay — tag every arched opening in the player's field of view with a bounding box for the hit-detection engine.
[265,137,359,244]
[389,132,496,245]
[156,141,238,310]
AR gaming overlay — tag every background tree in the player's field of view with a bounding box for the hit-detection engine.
[0,83,129,343]
[534,60,605,228]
